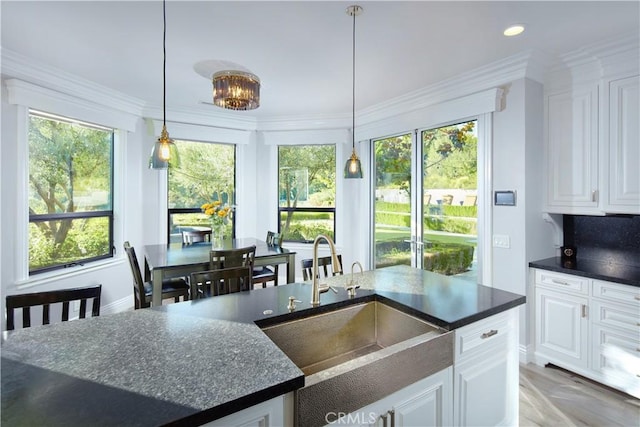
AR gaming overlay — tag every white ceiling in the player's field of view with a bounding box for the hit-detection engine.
[2,1,639,120]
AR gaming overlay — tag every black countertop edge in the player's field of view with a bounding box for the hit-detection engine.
[163,376,304,427]
[529,257,640,287]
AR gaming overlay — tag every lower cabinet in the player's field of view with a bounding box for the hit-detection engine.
[535,287,589,369]
[452,309,519,426]
[533,268,640,398]
[202,394,287,427]
[332,367,453,427]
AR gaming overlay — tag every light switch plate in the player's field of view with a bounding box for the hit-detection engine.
[493,234,510,248]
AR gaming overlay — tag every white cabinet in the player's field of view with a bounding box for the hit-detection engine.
[533,269,640,398]
[203,394,287,427]
[603,75,640,213]
[545,86,600,213]
[333,368,453,427]
[535,284,589,369]
[453,309,519,427]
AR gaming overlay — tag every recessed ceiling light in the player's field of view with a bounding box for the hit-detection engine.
[504,25,525,37]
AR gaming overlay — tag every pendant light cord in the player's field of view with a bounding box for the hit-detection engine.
[352,9,356,151]
[163,0,167,128]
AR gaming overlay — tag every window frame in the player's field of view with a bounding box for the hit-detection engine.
[27,110,115,275]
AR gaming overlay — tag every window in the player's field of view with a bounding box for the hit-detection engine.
[168,140,236,243]
[278,145,336,242]
[28,110,114,274]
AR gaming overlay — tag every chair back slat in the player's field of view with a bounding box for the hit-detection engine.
[209,245,256,270]
[6,285,102,330]
[190,266,252,299]
[301,255,343,281]
[124,241,148,309]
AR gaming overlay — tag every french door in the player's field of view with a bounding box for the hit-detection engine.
[373,119,483,283]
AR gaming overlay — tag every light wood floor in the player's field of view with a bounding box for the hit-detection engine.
[519,363,640,427]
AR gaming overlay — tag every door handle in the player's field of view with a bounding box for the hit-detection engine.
[403,239,424,247]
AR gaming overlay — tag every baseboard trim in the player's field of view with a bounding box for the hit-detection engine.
[519,343,533,364]
[101,295,133,315]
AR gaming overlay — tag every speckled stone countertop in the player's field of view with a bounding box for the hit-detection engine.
[2,265,525,426]
[529,257,640,287]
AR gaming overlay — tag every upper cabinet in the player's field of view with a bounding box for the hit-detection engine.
[545,84,600,213]
[604,75,640,213]
[544,38,640,215]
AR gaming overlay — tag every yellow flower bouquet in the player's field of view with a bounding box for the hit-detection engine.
[201,201,232,227]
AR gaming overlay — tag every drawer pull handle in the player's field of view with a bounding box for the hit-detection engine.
[551,279,570,286]
[582,304,588,318]
[481,329,498,339]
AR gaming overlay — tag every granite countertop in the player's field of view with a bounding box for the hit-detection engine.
[529,257,640,287]
[1,265,525,426]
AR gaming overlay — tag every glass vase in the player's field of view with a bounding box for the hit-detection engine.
[211,225,224,249]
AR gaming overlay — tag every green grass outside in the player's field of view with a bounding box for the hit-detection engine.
[375,226,475,245]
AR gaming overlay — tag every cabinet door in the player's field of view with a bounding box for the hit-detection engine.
[546,86,600,213]
[202,395,285,427]
[453,350,514,426]
[535,288,589,369]
[393,368,452,427]
[591,324,640,398]
[606,75,640,213]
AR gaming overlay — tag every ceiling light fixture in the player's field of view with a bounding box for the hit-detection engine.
[503,24,525,37]
[149,0,179,169]
[213,70,261,111]
[344,4,363,179]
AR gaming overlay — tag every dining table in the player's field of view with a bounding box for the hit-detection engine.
[143,238,297,307]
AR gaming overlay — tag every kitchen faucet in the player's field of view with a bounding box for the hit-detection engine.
[310,234,342,306]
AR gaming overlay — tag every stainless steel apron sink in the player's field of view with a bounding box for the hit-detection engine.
[261,300,454,427]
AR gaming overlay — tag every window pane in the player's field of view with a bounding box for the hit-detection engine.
[278,145,336,242]
[168,140,235,243]
[29,217,111,272]
[29,114,113,214]
[28,111,114,274]
[168,140,235,209]
[278,146,336,208]
[279,210,335,243]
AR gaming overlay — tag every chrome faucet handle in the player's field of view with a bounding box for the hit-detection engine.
[318,284,338,294]
[287,296,302,311]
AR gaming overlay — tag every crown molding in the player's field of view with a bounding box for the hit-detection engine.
[357,50,543,127]
[142,104,258,132]
[1,48,146,116]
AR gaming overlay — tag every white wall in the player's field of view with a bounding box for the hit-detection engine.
[492,78,556,360]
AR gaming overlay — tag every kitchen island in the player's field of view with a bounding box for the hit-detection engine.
[2,265,525,426]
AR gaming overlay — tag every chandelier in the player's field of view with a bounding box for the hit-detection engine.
[212,70,261,111]
[149,0,179,169]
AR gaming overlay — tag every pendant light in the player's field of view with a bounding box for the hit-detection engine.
[149,0,179,169]
[344,5,363,179]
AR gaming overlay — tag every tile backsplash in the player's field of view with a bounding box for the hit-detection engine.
[563,215,640,267]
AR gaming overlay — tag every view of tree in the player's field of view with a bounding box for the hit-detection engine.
[375,122,477,196]
[278,145,336,240]
[29,113,113,272]
[168,140,235,208]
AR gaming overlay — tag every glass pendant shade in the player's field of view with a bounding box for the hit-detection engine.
[149,125,180,169]
[213,70,261,111]
[344,148,363,179]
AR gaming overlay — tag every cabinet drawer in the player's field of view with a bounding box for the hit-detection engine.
[455,310,514,361]
[592,280,640,307]
[535,270,589,295]
[592,300,640,333]
[591,324,640,398]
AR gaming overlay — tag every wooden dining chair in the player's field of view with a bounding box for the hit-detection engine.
[190,266,253,299]
[253,231,284,289]
[124,241,190,308]
[6,285,102,330]
[181,229,211,245]
[191,245,257,299]
[301,255,344,281]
